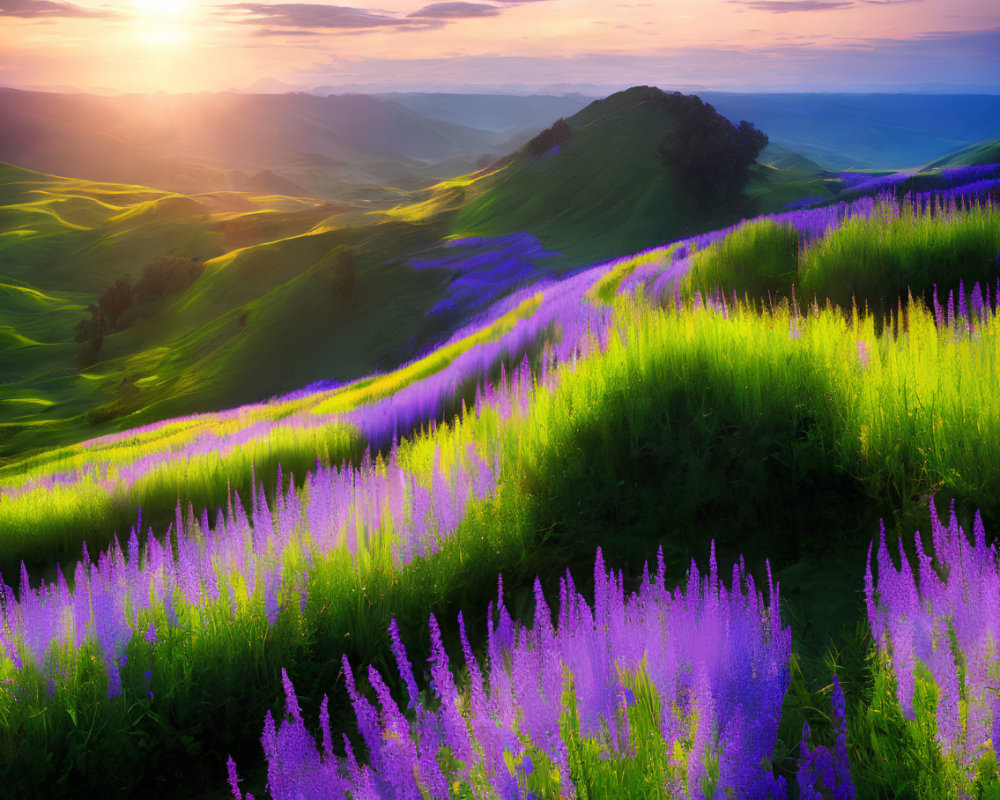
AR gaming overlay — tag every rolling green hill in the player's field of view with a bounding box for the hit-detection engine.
[0,163,461,461]
[924,138,1000,169]
[451,86,834,264]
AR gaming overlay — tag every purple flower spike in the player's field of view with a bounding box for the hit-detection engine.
[971,283,984,322]
[281,668,301,723]
[797,677,854,800]
[241,545,793,797]
[857,340,870,369]
[388,619,420,710]
[867,504,1000,784]
[226,755,242,800]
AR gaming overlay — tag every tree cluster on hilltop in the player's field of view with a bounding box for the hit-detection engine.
[655,91,769,206]
[526,118,572,158]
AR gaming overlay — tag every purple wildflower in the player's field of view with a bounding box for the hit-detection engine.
[243,546,791,797]
[797,676,855,800]
[867,503,1000,777]
[857,340,870,369]
[226,755,242,800]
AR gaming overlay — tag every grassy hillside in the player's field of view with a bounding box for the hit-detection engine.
[925,137,1000,168]
[0,163,466,461]
[452,87,834,264]
[6,82,957,464]
[2,188,1000,797]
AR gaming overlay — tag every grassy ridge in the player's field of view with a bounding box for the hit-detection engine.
[0,293,543,577]
[925,138,1000,169]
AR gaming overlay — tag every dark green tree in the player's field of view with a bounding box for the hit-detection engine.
[98,276,135,329]
[657,93,769,206]
[74,304,103,344]
[526,118,573,158]
[74,303,105,369]
[135,256,203,304]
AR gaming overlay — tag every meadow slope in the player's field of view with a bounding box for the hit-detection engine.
[0,166,999,798]
[0,90,838,463]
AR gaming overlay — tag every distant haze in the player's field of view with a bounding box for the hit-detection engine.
[2,86,999,200]
[0,0,997,95]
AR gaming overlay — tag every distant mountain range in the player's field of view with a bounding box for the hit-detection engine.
[363,89,1000,171]
[702,93,1000,170]
[2,86,998,205]
[371,92,592,135]
[0,89,516,201]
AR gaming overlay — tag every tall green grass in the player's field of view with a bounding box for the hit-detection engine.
[684,218,800,303]
[800,201,1000,312]
[686,199,1000,315]
[8,277,1000,795]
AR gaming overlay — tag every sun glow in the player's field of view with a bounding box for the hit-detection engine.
[134,0,187,14]
[137,27,191,45]
[130,0,193,48]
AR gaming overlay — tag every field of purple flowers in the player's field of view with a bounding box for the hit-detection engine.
[1,170,999,797]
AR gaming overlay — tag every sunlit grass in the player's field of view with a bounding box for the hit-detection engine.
[686,195,1000,316]
[2,193,1000,796]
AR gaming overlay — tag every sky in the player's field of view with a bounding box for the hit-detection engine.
[0,0,998,94]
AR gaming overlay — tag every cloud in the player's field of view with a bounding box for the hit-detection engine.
[230,1,512,32]
[251,26,323,35]
[731,0,921,9]
[233,3,408,28]
[409,2,500,18]
[293,26,1000,93]
[0,0,112,18]
[731,0,853,11]
[906,24,1000,52]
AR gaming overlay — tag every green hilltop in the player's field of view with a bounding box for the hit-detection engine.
[452,86,835,263]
